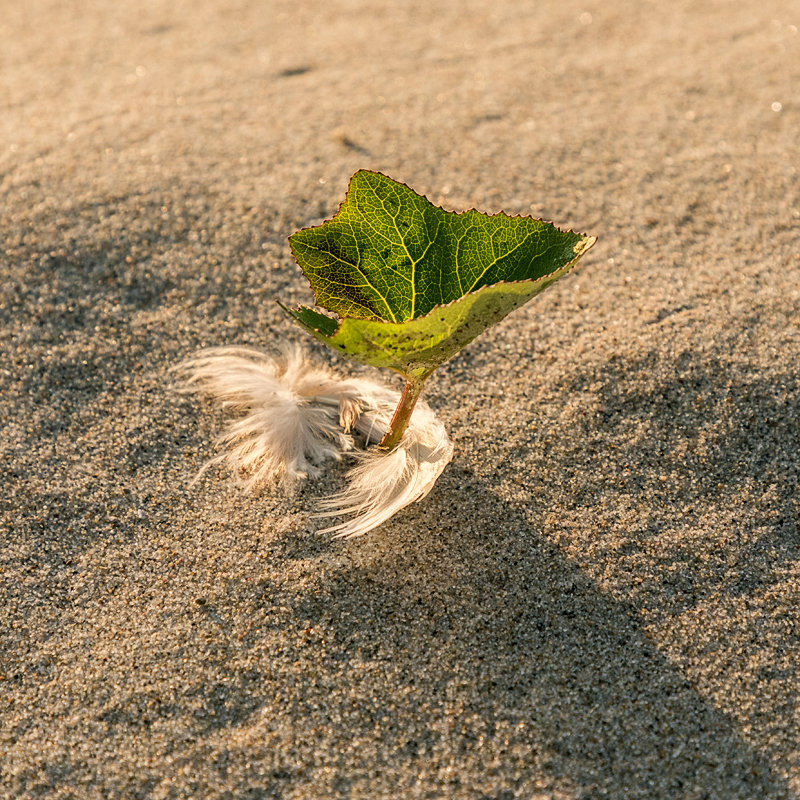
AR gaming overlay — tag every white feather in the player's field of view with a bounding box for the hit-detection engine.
[178,346,357,486]
[316,400,454,538]
[176,346,452,535]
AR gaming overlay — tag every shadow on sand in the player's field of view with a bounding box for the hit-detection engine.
[270,473,791,799]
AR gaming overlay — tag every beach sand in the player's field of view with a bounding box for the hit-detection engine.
[2,1,799,797]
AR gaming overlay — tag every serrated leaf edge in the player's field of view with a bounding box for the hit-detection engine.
[288,169,598,323]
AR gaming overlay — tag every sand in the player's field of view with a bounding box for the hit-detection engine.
[2,1,799,797]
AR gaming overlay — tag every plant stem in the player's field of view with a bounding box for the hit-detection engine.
[380,377,426,451]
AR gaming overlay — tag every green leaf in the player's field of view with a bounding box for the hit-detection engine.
[284,170,596,378]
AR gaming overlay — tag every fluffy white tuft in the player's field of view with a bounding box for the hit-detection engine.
[177,346,356,487]
[316,400,453,538]
[177,346,452,535]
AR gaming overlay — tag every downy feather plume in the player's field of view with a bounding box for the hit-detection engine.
[177,346,452,535]
[317,400,453,538]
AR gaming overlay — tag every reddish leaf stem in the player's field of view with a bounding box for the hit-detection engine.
[379,377,425,451]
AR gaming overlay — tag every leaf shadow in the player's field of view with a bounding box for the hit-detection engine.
[267,478,790,799]
[491,346,800,621]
